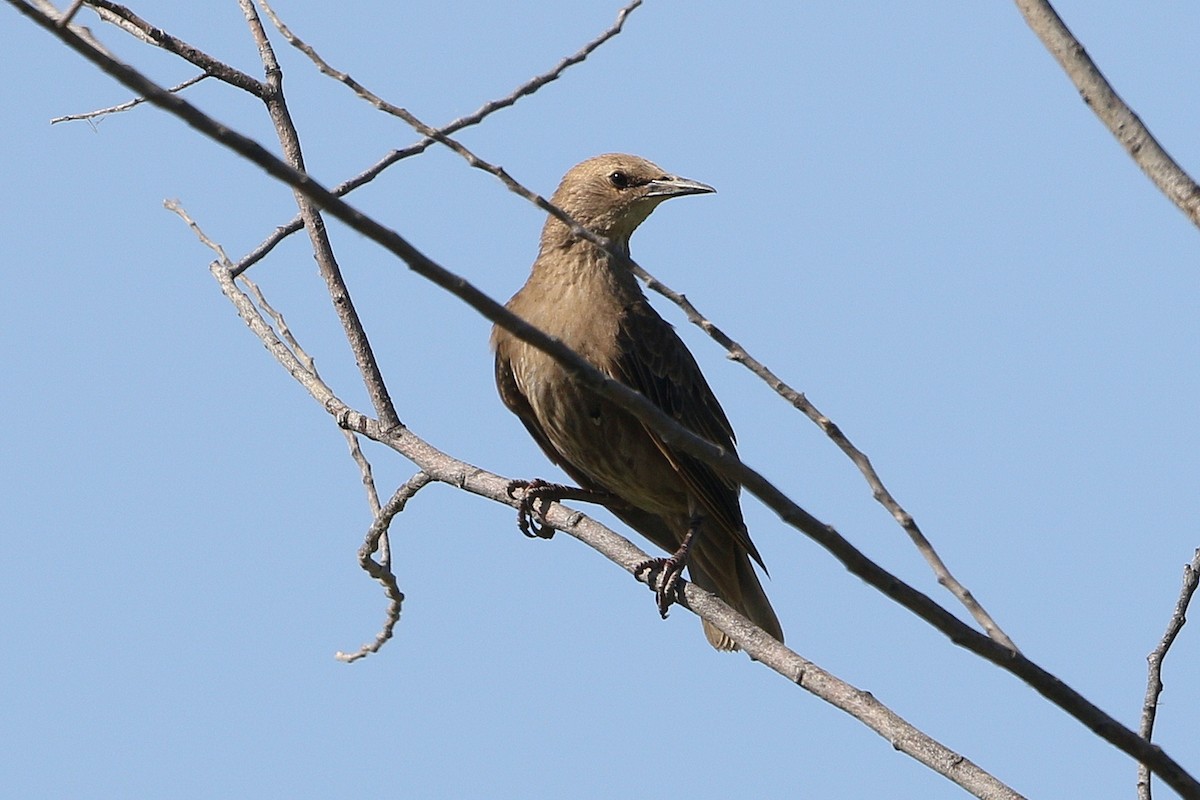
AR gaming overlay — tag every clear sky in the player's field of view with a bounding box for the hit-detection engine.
[3,2,1198,798]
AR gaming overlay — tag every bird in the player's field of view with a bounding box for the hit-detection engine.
[491,153,783,651]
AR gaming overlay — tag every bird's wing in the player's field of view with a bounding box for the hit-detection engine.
[497,343,689,559]
[495,348,568,470]
[611,300,766,570]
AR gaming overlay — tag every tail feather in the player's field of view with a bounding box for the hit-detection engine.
[606,504,783,651]
[689,541,783,651]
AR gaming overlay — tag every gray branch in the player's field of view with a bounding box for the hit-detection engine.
[1013,0,1200,228]
[1138,549,1200,800]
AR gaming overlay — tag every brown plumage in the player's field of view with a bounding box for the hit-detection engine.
[492,154,782,650]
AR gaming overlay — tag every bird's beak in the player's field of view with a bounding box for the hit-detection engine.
[643,175,716,199]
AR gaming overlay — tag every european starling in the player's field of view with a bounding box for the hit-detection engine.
[492,154,783,650]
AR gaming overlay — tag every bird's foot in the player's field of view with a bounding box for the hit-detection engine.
[633,529,696,619]
[505,479,614,539]
[506,479,559,538]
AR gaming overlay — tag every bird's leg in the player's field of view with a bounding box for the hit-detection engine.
[505,478,616,539]
[634,516,700,619]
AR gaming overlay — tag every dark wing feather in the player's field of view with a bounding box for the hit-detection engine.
[496,340,695,557]
[611,300,766,570]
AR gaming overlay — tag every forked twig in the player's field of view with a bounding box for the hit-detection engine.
[87,0,264,94]
[1137,548,1200,800]
[165,196,408,663]
[336,472,433,663]
[52,73,209,125]
[56,0,84,27]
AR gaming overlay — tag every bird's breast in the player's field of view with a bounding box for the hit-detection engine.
[509,339,688,517]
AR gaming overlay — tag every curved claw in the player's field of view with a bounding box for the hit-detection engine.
[634,554,688,618]
[633,526,697,619]
[506,478,556,539]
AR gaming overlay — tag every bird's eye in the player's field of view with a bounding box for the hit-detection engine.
[608,170,630,189]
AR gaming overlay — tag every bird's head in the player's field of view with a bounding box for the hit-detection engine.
[547,153,715,246]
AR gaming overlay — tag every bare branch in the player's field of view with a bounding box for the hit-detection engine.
[1013,0,1200,229]
[632,266,1018,651]
[236,0,401,432]
[29,0,113,55]
[1138,548,1200,800]
[86,0,265,95]
[336,471,433,663]
[256,0,622,260]
[240,259,386,517]
[163,197,234,264]
[56,0,83,27]
[210,259,1021,798]
[343,432,381,516]
[232,0,642,276]
[165,194,399,660]
[52,72,208,124]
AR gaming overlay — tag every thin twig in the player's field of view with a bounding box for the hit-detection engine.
[256,0,629,265]
[56,0,84,28]
[88,0,264,95]
[237,0,401,432]
[241,265,384,515]
[244,269,384,517]
[344,433,382,516]
[336,471,433,663]
[1137,548,1200,800]
[242,264,384,514]
[163,198,235,267]
[52,73,209,124]
[30,0,113,55]
[242,276,315,370]
[264,0,640,135]
[232,0,641,276]
[1013,0,1200,229]
[165,195,404,661]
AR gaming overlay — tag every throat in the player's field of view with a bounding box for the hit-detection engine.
[538,236,640,299]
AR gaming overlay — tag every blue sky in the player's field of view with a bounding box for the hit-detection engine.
[4,2,1199,797]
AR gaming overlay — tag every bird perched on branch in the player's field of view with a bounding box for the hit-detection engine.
[492,153,782,651]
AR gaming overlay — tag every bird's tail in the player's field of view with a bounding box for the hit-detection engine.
[688,530,784,652]
[606,505,782,651]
